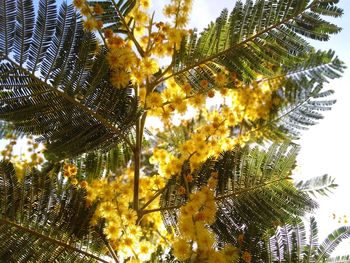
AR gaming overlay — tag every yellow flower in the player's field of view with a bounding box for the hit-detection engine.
[181,83,192,95]
[200,79,209,88]
[140,0,151,9]
[146,92,163,108]
[110,70,130,89]
[222,244,240,261]
[242,251,252,262]
[73,0,85,9]
[126,225,142,238]
[104,222,121,240]
[179,216,196,240]
[107,47,138,70]
[190,94,206,108]
[215,72,228,86]
[172,238,192,261]
[70,178,78,185]
[196,225,215,251]
[137,241,154,261]
[163,5,176,17]
[123,209,138,224]
[208,251,230,263]
[83,18,98,31]
[93,3,104,15]
[176,14,189,27]
[133,10,149,25]
[141,58,159,76]
[122,236,135,248]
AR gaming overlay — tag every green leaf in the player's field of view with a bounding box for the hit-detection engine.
[0,160,108,262]
[159,143,316,245]
[171,0,343,91]
[316,226,350,262]
[87,0,136,33]
[266,217,350,262]
[295,174,337,197]
[0,1,139,159]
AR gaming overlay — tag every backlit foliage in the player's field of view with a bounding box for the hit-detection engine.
[0,0,348,262]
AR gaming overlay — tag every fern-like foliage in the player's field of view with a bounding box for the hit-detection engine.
[73,140,135,181]
[159,143,317,245]
[173,0,343,90]
[295,174,337,197]
[0,0,138,159]
[267,217,350,262]
[258,49,345,139]
[0,160,108,262]
[256,79,336,141]
[172,0,345,140]
[87,0,136,33]
[327,255,350,263]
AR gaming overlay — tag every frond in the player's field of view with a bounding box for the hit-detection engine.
[259,78,337,140]
[171,0,343,91]
[87,0,136,33]
[12,0,35,65]
[315,226,350,262]
[0,160,108,262]
[73,140,134,181]
[159,143,316,245]
[295,174,337,197]
[327,255,350,263]
[303,216,319,261]
[0,0,16,55]
[266,217,350,262]
[27,0,57,73]
[0,0,139,159]
[269,49,345,84]
[269,221,307,262]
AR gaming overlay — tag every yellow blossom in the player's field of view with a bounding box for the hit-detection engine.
[83,18,98,31]
[110,70,130,89]
[73,0,85,9]
[172,238,192,261]
[146,92,163,108]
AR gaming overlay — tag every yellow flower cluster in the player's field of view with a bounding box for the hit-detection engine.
[74,0,104,31]
[149,75,280,174]
[172,177,240,262]
[81,168,170,261]
[62,162,80,185]
[107,41,140,89]
[100,0,191,90]
[1,133,17,160]
[163,0,193,28]
[1,135,45,180]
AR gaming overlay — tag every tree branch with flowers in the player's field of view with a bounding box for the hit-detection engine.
[0,0,348,262]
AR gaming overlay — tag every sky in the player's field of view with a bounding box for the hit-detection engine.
[2,0,350,257]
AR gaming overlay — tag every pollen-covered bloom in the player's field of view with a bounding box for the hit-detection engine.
[172,238,192,261]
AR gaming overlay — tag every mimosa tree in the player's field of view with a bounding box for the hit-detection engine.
[0,0,348,262]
